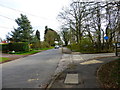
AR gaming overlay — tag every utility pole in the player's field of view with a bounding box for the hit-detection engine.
[115,43,118,56]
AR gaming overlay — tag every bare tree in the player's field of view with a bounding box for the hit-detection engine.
[58,0,120,52]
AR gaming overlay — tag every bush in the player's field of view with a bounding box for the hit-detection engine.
[30,42,41,49]
[41,41,50,48]
[67,43,80,52]
[30,41,51,50]
[8,42,29,52]
[0,44,9,53]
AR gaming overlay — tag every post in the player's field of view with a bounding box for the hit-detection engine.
[115,43,118,56]
[62,46,63,53]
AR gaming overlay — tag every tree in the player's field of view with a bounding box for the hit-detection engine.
[36,30,40,41]
[45,30,55,45]
[58,1,120,52]
[61,27,70,46]
[87,2,102,51]
[44,26,48,35]
[7,28,21,42]
[103,1,120,49]
[44,27,61,46]
[58,1,91,44]
[7,14,34,42]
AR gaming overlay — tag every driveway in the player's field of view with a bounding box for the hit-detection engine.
[2,49,62,88]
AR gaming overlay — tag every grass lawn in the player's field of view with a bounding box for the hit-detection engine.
[98,58,120,88]
[0,57,10,62]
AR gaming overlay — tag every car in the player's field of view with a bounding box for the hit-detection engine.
[55,45,59,49]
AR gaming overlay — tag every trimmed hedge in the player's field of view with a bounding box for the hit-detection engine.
[8,42,29,52]
[0,42,29,52]
[0,44,9,53]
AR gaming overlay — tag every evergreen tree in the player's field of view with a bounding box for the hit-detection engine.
[44,26,48,34]
[7,14,34,42]
[36,30,40,41]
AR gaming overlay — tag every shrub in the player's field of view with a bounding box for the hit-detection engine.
[67,43,80,52]
[68,43,95,53]
[30,42,41,49]
[67,37,95,53]
[41,41,50,48]
[8,42,29,52]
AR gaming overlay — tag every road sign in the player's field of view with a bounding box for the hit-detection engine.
[104,36,109,40]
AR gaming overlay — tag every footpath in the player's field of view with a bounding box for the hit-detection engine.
[46,48,119,88]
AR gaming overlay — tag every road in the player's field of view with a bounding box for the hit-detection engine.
[2,49,62,88]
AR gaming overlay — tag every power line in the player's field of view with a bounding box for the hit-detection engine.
[0,26,13,29]
[0,4,36,16]
[0,14,14,21]
[0,3,48,20]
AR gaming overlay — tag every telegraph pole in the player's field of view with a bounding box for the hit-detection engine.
[115,43,118,56]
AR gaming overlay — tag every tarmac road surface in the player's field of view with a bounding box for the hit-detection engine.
[2,49,62,88]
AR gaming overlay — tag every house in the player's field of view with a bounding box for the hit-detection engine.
[0,40,8,44]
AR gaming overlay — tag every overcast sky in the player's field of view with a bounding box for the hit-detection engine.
[0,0,71,41]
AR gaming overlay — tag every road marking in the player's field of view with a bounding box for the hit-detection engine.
[28,78,39,82]
[80,60,103,65]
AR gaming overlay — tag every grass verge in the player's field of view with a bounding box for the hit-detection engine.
[98,58,120,88]
[0,57,10,62]
[14,50,41,55]
[7,47,54,55]
[37,47,54,50]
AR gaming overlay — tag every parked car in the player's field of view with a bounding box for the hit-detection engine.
[55,45,59,49]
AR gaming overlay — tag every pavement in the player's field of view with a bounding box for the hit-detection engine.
[47,48,119,89]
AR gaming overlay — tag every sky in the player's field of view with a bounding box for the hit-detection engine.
[0,0,71,41]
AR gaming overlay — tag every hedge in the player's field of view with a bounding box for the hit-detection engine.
[0,42,29,52]
[8,42,29,52]
[0,44,9,53]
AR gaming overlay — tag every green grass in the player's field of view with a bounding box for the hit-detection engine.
[98,58,120,88]
[8,47,54,55]
[14,50,41,55]
[0,57,10,62]
[38,47,54,50]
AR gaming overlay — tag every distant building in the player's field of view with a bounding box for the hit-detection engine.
[0,40,8,44]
